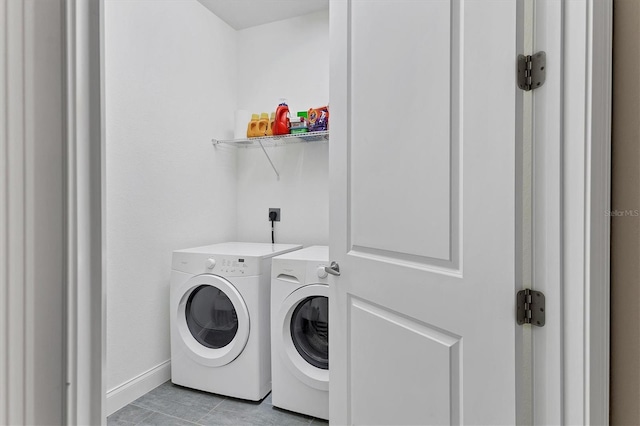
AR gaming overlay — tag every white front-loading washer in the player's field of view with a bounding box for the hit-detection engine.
[271,246,329,420]
[170,242,302,401]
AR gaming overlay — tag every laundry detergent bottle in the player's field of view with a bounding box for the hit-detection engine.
[266,112,275,136]
[272,99,290,136]
[247,114,260,138]
[258,113,269,137]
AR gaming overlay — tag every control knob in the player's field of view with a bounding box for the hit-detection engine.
[205,258,216,269]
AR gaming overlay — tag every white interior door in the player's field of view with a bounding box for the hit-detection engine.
[329,1,524,424]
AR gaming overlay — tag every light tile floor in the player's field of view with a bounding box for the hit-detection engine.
[107,381,329,426]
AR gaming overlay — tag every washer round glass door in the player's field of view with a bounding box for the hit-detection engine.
[278,284,329,390]
[176,274,250,367]
[290,296,329,369]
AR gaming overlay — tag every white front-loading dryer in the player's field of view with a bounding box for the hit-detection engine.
[271,246,329,419]
[170,242,302,401]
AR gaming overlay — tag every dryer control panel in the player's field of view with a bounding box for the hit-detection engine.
[213,257,254,276]
[172,252,260,276]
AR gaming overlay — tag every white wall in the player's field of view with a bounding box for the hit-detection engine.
[235,11,330,246]
[105,5,330,413]
[105,0,237,412]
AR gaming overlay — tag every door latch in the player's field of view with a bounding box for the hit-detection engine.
[324,261,340,276]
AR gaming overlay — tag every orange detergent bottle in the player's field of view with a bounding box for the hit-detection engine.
[247,114,259,138]
[272,100,290,136]
[258,113,269,137]
[266,112,275,136]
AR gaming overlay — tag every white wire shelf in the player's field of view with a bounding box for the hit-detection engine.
[211,131,329,149]
[211,131,329,179]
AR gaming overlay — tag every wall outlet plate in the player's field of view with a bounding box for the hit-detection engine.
[268,208,281,222]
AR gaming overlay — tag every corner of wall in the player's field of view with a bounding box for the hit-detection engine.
[610,0,640,424]
[105,0,240,407]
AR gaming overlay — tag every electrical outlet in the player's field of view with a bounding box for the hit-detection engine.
[268,208,281,222]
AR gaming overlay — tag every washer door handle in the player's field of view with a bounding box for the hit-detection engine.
[324,261,341,277]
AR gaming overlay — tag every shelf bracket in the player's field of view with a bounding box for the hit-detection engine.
[257,140,280,180]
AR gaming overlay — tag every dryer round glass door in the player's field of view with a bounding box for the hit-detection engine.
[290,296,329,369]
[186,285,238,349]
[175,274,250,367]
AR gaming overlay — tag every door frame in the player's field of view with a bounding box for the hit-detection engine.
[64,0,106,424]
[533,0,612,424]
[62,0,610,424]
[566,0,612,423]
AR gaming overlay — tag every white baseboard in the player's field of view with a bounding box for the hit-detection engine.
[106,360,171,416]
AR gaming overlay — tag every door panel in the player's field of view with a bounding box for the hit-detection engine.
[350,297,461,426]
[330,0,522,424]
[350,0,457,263]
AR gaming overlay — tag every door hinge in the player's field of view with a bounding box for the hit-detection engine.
[517,51,546,91]
[516,289,545,327]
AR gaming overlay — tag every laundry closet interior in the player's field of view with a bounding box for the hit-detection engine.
[105,0,330,419]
